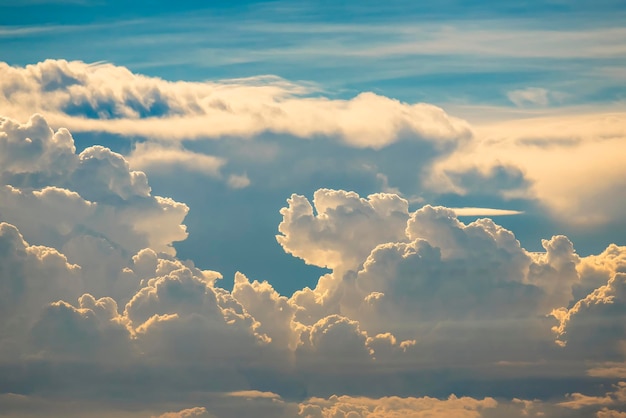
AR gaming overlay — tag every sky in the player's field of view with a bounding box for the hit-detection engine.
[0,1,626,417]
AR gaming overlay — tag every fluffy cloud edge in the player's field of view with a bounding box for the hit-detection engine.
[0,59,472,149]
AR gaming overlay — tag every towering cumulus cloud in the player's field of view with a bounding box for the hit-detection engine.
[0,114,187,249]
[1,113,626,416]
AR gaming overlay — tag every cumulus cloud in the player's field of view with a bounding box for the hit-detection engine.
[0,114,188,262]
[276,189,410,272]
[232,272,298,350]
[551,270,626,357]
[1,117,626,415]
[126,259,269,364]
[0,113,75,179]
[0,60,472,149]
[276,191,626,376]
[0,222,81,358]
[30,295,132,362]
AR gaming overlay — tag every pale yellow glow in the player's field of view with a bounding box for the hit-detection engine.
[428,110,626,225]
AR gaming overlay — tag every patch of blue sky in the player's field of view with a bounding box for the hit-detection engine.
[1,10,623,109]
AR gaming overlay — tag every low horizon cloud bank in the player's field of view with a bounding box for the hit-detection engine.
[1,113,626,416]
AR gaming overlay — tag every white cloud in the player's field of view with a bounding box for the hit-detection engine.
[227,173,250,189]
[278,192,623,370]
[507,87,551,107]
[124,256,270,364]
[559,382,626,411]
[1,116,626,416]
[0,222,82,358]
[154,407,212,418]
[224,390,281,399]
[232,272,299,350]
[0,60,472,149]
[128,142,225,177]
[0,114,189,258]
[0,113,75,178]
[450,207,523,216]
[551,270,626,354]
[30,295,132,362]
[427,109,626,226]
[297,394,498,418]
[277,189,410,273]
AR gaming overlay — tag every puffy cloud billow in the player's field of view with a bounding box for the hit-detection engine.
[0,114,188,296]
[1,113,626,416]
[0,60,472,149]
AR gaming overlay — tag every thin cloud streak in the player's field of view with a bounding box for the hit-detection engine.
[451,207,524,217]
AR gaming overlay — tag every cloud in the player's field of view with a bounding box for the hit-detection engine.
[450,207,524,216]
[278,192,625,373]
[551,270,626,356]
[276,189,410,273]
[128,142,225,177]
[0,60,472,149]
[0,222,82,358]
[559,382,626,411]
[333,25,626,60]
[507,87,552,107]
[559,393,614,410]
[30,295,132,362]
[0,185,625,413]
[126,263,269,364]
[2,115,626,414]
[588,363,626,379]
[297,394,498,418]
[227,173,250,189]
[0,113,75,179]
[549,244,626,348]
[155,407,211,418]
[0,114,189,259]
[232,272,298,350]
[326,206,560,360]
[427,109,626,226]
[224,390,281,399]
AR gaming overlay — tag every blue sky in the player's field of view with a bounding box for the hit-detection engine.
[1,1,626,417]
[3,0,626,105]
